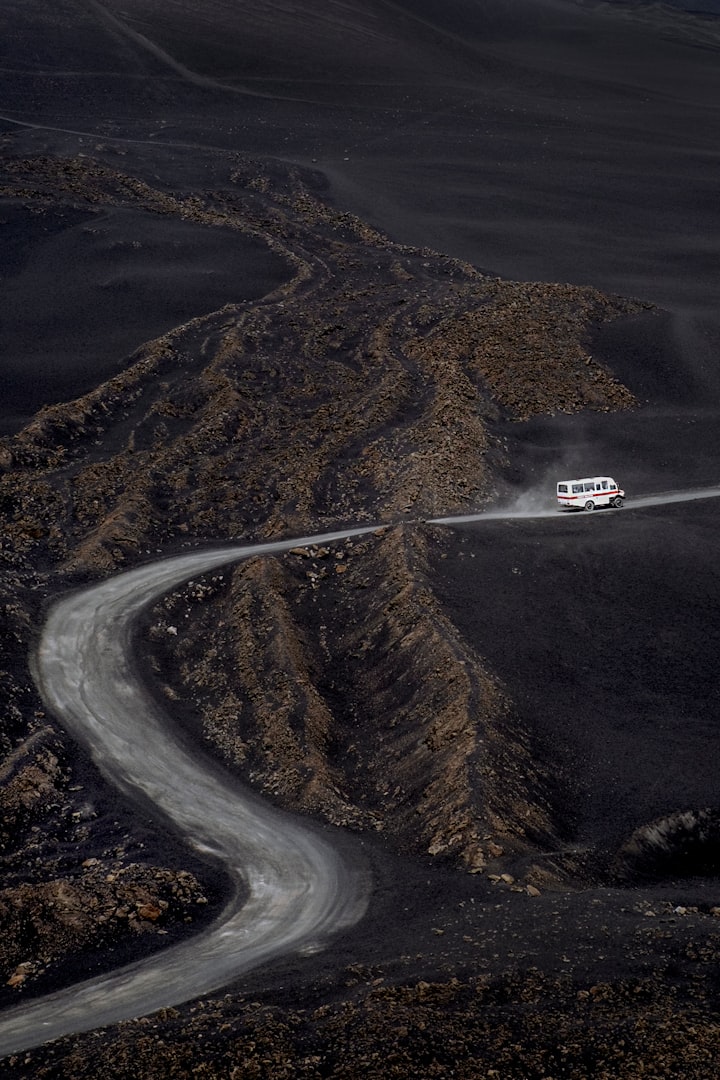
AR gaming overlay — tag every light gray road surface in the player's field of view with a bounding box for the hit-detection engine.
[429,484,720,525]
[0,527,377,1058]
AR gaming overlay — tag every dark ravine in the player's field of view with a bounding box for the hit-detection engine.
[139,523,557,877]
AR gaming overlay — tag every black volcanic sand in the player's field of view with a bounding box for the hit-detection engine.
[0,200,290,434]
[3,0,719,395]
[3,0,719,308]
[430,502,720,861]
[3,0,720,1074]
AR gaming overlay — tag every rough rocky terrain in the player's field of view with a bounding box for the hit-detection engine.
[0,142,639,1002]
[2,0,720,1075]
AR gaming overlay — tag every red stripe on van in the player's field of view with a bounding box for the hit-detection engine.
[558,490,619,501]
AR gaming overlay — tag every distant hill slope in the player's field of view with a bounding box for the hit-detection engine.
[0,152,642,575]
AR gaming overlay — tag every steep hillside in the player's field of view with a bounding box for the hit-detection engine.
[0,152,642,576]
[0,147,645,1004]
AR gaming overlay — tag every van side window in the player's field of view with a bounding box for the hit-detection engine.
[558,484,568,493]
[602,481,608,490]
[572,484,583,493]
[584,483,594,492]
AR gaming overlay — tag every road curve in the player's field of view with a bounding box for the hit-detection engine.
[0,527,378,1059]
[1,487,717,1056]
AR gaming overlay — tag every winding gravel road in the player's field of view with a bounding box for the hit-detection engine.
[2,487,719,1057]
[0,527,377,1058]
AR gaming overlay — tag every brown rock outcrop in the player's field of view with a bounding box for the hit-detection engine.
[143,526,555,872]
[0,153,647,577]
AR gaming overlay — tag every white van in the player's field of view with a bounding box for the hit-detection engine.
[557,477,624,511]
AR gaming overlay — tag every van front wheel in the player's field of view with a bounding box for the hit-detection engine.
[584,500,595,511]
[613,496,624,508]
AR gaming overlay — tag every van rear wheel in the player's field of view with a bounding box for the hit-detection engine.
[613,496,624,508]
[584,500,595,511]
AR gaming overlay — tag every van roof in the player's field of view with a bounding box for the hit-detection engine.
[557,477,615,485]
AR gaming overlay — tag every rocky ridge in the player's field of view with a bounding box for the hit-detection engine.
[0,152,645,577]
[0,147,652,1024]
[142,525,555,877]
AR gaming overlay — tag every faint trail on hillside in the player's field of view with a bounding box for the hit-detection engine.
[83,0,268,98]
[82,0,357,107]
[0,109,236,151]
[0,527,377,1059]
